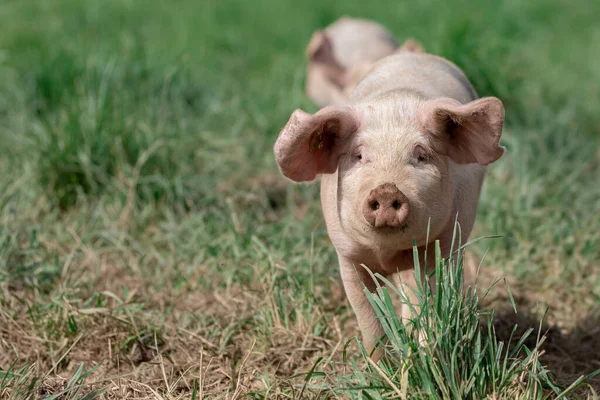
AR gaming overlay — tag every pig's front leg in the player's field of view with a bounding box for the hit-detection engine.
[398,261,437,345]
[397,267,428,322]
[339,257,388,360]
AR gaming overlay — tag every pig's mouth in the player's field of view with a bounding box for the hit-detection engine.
[371,222,409,234]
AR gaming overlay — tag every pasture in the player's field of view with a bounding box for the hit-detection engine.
[0,0,599,398]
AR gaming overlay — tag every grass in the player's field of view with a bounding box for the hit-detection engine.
[336,232,600,399]
[0,0,599,398]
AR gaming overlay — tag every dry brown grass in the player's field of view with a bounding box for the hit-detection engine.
[2,241,599,398]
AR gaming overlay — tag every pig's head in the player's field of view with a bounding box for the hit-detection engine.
[274,96,504,250]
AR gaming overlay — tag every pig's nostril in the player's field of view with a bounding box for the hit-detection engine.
[370,201,380,211]
[392,200,401,210]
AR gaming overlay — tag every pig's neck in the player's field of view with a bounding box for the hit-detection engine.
[376,237,451,276]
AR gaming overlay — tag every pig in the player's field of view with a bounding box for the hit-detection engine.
[305,17,401,107]
[274,47,504,358]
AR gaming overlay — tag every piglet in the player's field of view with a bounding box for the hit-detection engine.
[274,43,504,358]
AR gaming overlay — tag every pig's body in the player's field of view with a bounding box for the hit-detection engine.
[350,53,478,103]
[274,48,504,359]
[322,52,484,274]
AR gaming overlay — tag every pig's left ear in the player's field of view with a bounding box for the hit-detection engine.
[274,106,361,182]
[418,97,505,166]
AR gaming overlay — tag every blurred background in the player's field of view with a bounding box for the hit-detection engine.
[0,0,599,397]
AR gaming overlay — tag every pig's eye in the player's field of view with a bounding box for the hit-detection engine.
[412,145,430,165]
[352,150,363,162]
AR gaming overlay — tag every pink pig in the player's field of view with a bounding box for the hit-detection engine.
[274,47,505,357]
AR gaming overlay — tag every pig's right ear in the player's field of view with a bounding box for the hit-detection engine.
[274,106,361,182]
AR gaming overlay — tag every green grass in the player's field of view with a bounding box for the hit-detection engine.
[332,235,599,399]
[0,0,599,398]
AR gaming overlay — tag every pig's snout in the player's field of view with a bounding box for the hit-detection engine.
[362,183,409,229]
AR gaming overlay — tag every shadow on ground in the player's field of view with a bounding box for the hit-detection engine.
[491,301,600,392]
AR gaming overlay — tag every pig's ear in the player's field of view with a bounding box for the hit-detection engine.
[418,97,505,166]
[306,31,346,87]
[396,38,425,54]
[274,106,361,182]
[306,31,334,63]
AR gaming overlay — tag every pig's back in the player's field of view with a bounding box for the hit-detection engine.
[350,53,478,104]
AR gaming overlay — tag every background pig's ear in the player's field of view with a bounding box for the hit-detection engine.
[306,31,346,87]
[395,38,425,54]
[274,106,361,182]
[418,97,505,166]
[306,31,341,67]
[306,30,330,61]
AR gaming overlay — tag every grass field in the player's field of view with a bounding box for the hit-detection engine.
[1,0,599,398]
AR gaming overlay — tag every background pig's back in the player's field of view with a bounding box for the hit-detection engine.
[326,17,398,68]
[350,52,478,104]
